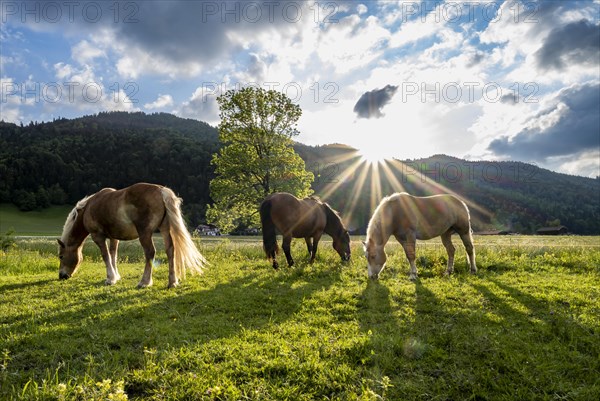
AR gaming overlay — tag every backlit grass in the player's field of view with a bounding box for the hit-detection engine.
[0,236,599,400]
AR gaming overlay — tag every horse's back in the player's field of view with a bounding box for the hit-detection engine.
[84,183,167,239]
[263,192,324,237]
[387,193,471,239]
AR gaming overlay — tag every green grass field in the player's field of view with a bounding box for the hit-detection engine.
[1,235,599,400]
[0,204,72,236]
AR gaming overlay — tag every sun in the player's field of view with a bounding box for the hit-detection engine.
[358,145,393,164]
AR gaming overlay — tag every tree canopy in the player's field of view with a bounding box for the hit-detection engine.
[207,87,314,232]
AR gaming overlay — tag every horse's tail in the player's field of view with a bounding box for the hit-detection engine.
[260,199,279,260]
[161,187,207,280]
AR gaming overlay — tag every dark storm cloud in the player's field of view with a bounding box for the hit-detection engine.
[535,19,600,71]
[466,51,485,68]
[5,1,315,65]
[500,93,518,105]
[488,82,600,160]
[353,85,398,119]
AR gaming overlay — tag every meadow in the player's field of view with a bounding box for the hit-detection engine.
[0,235,599,400]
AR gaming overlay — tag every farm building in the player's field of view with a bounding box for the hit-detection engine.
[195,224,221,236]
[536,226,569,235]
[475,230,513,235]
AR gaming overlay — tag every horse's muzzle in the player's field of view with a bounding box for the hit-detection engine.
[342,254,351,262]
[59,272,71,280]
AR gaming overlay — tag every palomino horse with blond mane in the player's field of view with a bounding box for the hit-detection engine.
[58,183,206,288]
[362,192,477,280]
[260,192,351,269]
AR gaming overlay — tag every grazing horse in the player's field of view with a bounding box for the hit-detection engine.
[260,192,351,269]
[58,183,207,288]
[362,192,477,280]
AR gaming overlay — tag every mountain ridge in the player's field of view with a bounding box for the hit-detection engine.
[1,112,598,233]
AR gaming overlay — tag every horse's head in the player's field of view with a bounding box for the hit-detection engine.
[362,238,386,279]
[57,239,83,280]
[333,229,351,262]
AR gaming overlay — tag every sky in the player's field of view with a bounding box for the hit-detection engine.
[1,0,599,177]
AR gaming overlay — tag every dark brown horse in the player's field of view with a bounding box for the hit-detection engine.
[58,183,206,288]
[260,192,351,269]
[363,192,477,280]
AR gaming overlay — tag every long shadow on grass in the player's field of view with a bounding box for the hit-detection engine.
[356,280,396,372]
[3,264,341,385]
[471,279,596,351]
[485,277,598,357]
[469,278,599,393]
[0,278,55,292]
[356,278,462,398]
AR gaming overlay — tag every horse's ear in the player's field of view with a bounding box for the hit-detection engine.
[57,239,65,248]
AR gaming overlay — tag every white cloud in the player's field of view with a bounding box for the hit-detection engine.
[175,86,220,125]
[144,94,174,110]
[0,77,24,123]
[316,14,390,74]
[72,40,106,65]
[44,62,138,115]
[548,150,600,178]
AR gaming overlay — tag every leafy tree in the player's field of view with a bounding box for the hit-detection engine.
[0,229,16,252]
[12,190,37,211]
[207,87,314,232]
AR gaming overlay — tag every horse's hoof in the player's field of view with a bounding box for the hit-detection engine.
[137,281,152,289]
[408,275,418,281]
[168,282,179,289]
[470,270,478,275]
[105,279,117,285]
[272,263,279,270]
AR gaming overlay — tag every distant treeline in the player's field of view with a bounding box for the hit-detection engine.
[1,112,599,234]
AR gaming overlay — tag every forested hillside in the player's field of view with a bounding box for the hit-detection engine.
[0,112,219,224]
[1,112,598,233]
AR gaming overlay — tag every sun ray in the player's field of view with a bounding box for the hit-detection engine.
[369,162,383,216]
[318,154,364,201]
[342,160,371,229]
[380,159,407,193]
[385,159,493,220]
[312,149,494,234]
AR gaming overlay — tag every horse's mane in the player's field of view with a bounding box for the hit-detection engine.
[322,202,346,234]
[366,193,408,241]
[60,194,94,243]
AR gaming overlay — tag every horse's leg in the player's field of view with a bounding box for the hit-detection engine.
[137,232,156,288]
[309,233,322,263]
[459,231,477,274]
[305,237,313,257]
[109,239,121,282]
[441,230,455,276]
[282,235,294,267]
[91,233,119,285]
[162,229,178,288]
[399,234,418,281]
